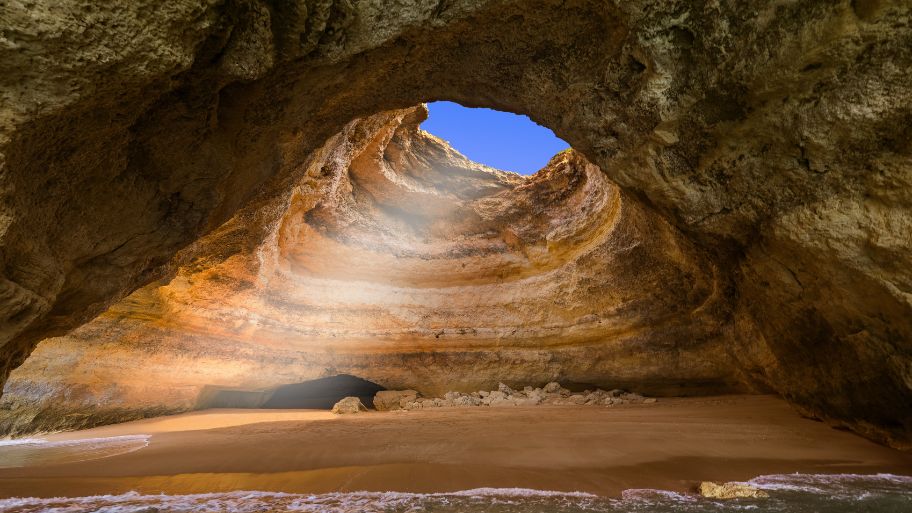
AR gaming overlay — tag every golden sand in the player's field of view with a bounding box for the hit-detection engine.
[1,395,909,498]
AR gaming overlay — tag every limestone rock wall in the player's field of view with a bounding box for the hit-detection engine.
[1,108,739,435]
[1,0,910,446]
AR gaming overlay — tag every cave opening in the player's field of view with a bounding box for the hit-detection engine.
[196,375,385,410]
[419,101,570,175]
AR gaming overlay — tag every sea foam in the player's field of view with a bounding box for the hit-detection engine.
[0,474,910,513]
[0,435,149,469]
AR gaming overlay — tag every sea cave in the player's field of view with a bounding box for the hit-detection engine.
[0,1,910,511]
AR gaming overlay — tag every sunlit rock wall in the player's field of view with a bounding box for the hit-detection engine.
[0,107,740,435]
[2,0,909,447]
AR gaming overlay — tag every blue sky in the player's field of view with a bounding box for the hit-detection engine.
[420,101,569,175]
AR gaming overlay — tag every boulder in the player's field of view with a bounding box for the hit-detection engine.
[452,395,480,407]
[526,389,545,404]
[331,396,367,414]
[543,382,562,394]
[699,482,769,499]
[484,390,514,407]
[373,390,418,411]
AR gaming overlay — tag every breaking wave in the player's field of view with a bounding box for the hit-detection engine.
[0,474,909,512]
[0,435,149,469]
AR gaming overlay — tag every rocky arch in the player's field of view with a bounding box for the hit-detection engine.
[0,0,910,447]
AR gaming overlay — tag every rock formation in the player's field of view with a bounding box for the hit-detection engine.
[374,390,419,411]
[1,107,736,435]
[331,397,368,414]
[0,1,910,447]
[699,482,769,500]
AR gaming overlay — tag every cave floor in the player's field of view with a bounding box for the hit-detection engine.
[0,395,909,498]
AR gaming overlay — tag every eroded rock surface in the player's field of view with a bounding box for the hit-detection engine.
[331,397,368,414]
[1,1,910,446]
[1,108,736,435]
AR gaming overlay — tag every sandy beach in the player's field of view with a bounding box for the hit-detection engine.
[0,395,909,499]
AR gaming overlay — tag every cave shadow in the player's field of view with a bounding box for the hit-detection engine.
[195,374,384,410]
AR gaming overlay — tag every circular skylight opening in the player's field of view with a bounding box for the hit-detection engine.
[420,101,569,175]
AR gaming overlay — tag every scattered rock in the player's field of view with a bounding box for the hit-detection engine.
[699,482,769,499]
[331,396,367,414]
[396,384,654,410]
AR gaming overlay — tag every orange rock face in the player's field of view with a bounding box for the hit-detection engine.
[0,108,741,435]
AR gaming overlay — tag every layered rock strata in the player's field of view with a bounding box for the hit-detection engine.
[1,107,737,435]
[1,1,910,446]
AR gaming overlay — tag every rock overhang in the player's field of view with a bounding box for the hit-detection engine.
[0,0,909,448]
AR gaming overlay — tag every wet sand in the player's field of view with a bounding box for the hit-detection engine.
[0,395,909,498]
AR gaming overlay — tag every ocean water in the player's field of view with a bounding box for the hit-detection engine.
[0,435,149,469]
[0,474,909,513]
